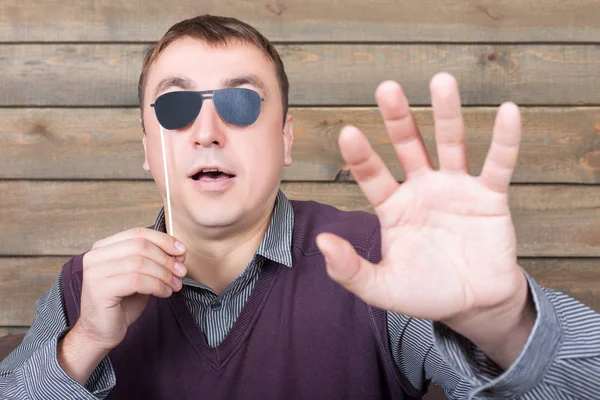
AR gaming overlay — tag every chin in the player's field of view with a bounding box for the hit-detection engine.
[185,204,242,230]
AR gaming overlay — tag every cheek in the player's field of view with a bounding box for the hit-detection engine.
[234,129,284,173]
[146,135,166,169]
[143,135,166,187]
[145,132,185,181]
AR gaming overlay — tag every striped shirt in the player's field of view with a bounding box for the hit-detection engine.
[1,189,599,399]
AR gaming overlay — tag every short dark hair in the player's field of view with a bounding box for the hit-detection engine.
[138,15,289,128]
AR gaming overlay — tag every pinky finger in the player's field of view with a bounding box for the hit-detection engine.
[479,102,522,193]
[108,273,174,299]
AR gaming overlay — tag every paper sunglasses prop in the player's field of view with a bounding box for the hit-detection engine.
[151,88,265,130]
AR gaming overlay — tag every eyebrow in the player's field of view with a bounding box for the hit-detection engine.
[221,74,267,97]
[152,73,268,100]
[153,76,196,99]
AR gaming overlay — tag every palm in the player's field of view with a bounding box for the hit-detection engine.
[316,73,523,322]
[377,172,516,320]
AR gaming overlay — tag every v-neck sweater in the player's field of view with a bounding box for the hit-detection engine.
[61,199,423,399]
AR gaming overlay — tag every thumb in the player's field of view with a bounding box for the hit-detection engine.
[316,232,380,306]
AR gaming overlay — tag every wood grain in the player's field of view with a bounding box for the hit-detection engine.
[0,331,27,362]
[0,327,29,337]
[0,256,597,326]
[0,257,67,327]
[1,181,599,257]
[2,0,600,42]
[1,44,600,106]
[1,2,599,389]
[2,107,600,182]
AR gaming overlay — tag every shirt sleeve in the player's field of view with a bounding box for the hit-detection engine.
[0,271,116,400]
[388,269,600,399]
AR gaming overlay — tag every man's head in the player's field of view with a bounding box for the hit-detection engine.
[138,15,289,128]
[139,15,294,237]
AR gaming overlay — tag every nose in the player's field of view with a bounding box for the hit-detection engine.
[188,99,227,149]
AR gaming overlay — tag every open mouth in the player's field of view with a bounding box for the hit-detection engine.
[190,168,236,182]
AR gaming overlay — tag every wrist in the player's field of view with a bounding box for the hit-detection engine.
[442,272,536,370]
[57,324,112,386]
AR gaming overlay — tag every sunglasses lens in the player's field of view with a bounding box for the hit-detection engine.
[213,88,262,127]
[153,91,202,130]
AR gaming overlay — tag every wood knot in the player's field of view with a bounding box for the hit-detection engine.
[334,166,352,182]
[483,7,501,21]
[477,49,518,73]
[266,2,286,16]
[32,123,48,135]
[581,150,600,171]
[30,123,57,143]
[480,52,501,64]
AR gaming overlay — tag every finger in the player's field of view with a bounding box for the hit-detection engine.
[107,273,175,299]
[430,73,468,172]
[316,232,386,309]
[86,253,183,292]
[86,237,187,278]
[479,102,522,193]
[92,227,186,258]
[122,255,183,292]
[174,252,186,264]
[375,80,433,177]
[338,125,400,213]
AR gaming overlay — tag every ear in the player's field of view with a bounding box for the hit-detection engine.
[282,113,294,166]
[142,134,150,171]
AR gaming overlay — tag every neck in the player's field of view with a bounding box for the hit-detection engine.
[170,204,274,295]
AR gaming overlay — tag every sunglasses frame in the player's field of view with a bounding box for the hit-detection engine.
[150,88,265,129]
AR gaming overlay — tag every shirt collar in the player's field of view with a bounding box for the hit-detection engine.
[152,189,293,268]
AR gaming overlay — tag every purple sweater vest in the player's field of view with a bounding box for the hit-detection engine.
[62,200,425,399]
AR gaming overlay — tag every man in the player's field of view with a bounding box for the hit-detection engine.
[0,14,599,400]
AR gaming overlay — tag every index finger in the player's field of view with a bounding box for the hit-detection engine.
[338,125,399,214]
[92,227,186,257]
[478,102,522,193]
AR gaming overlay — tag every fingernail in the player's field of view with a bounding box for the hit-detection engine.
[165,285,173,295]
[175,241,186,252]
[174,262,186,276]
[173,276,182,289]
[318,244,331,263]
[321,251,332,266]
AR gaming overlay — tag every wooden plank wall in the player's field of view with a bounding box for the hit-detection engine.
[1,3,599,397]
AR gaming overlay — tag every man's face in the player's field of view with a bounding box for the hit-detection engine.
[142,37,293,233]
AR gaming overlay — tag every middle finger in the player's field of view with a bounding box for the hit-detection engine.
[430,73,468,173]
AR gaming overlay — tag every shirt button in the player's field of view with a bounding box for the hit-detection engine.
[211,301,222,311]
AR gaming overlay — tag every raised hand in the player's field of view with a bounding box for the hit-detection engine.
[316,72,526,324]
